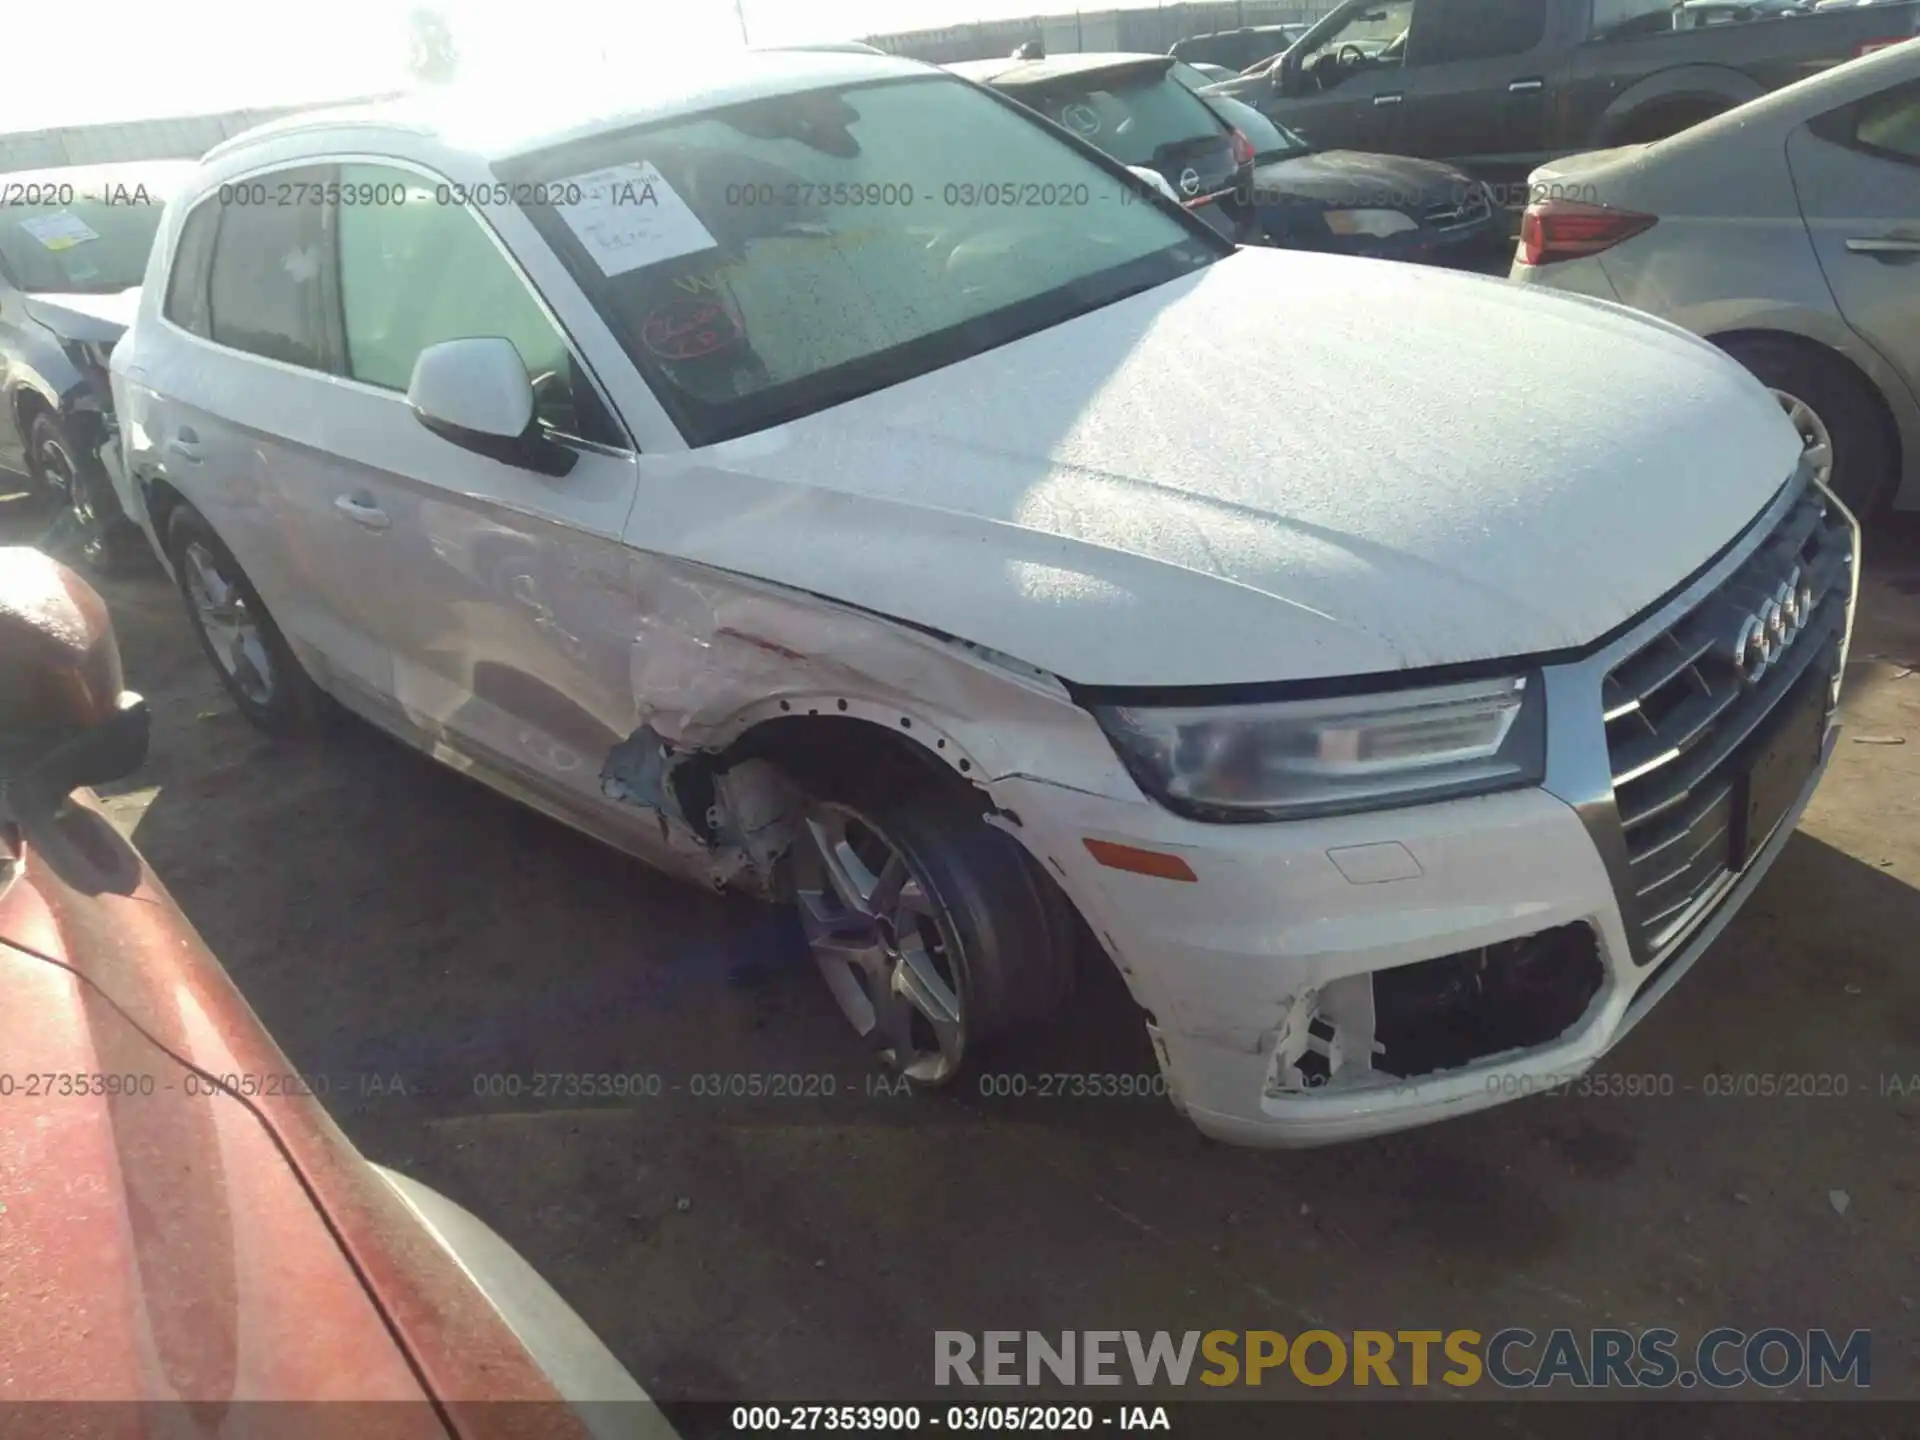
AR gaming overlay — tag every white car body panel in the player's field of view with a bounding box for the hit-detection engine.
[638,249,1801,688]
[109,66,1851,1146]
[1509,44,1920,510]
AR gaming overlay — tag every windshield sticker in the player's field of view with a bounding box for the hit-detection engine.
[17,211,101,252]
[640,296,742,362]
[555,162,718,278]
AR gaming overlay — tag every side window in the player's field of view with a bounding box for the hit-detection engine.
[334,163,622,447]
[163,194,220,337]
[1854,81,1920,164]
[1299,0,1417,72]
[1587,0,1682,41]
[206,164,338,371]
[1414,0,1548,63]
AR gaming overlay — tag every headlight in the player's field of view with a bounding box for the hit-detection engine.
[1093,675,1545,821]
[1323,208,1419,238]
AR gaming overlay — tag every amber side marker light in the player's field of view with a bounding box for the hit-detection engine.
[1083,838,1199,882]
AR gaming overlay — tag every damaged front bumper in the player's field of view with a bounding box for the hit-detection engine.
[1000,473,1854,1147]
[1005,727,1834,1147]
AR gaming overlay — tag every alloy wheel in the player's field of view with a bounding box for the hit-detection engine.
[793,802,967,1083]
[181,541,277,706]
[34,431,111,566]
[1772,388,1834,491]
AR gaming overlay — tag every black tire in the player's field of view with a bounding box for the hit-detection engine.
[27,412,145,575]
[1717,336,1895,518]
[789,767,1076,1085]
[165,502,326,736]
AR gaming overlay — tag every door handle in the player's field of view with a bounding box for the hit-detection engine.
[1373,92,1403,106]
[1508,78,1545,92]
[333,493,391,530]
[164,426,201,464]
[1845,236,1920,258]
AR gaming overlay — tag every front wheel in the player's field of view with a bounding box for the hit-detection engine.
[790,782,1074,1085]
[28,413,143,574]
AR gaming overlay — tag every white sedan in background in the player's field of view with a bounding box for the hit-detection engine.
[1511,42,1920,518]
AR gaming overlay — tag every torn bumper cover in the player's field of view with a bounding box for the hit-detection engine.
[993,727,1834,1147]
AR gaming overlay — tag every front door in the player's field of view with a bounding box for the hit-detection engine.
[1268,0,1418,154]
[1399,0,1559,185]
[316,162,651,834]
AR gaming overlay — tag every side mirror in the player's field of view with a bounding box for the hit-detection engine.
[0,548,149,894]
[407,337,577,479]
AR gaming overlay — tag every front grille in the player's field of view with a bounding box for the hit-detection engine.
[1424,186,1491,231]
[1601,480,1853,960]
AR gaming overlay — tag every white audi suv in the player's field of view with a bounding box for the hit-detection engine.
[109,51,1857,1146]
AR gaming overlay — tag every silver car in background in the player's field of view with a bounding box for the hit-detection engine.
[1509,42,1920,518]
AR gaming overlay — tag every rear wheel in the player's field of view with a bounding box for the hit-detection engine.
[166,503,326,736]
[1718,336,1894,518]
[789,774,1075,1085]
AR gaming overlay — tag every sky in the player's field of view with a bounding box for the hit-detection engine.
[4,0,1124,132]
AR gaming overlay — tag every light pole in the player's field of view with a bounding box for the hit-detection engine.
[734,0,750,44]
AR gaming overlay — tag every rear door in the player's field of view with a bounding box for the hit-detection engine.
[1790,78,1920,398]
[130,165,399,705]
[1398,0,1559,181]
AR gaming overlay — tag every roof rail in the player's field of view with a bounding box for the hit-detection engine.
[201,98,422,163]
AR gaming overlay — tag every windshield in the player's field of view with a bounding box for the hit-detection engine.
[510,75,1219,447]
[0,195,165,294]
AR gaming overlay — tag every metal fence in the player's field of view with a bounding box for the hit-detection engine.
[0,2,1346,172]
[866,1,1342,62]
[0,96,404,175]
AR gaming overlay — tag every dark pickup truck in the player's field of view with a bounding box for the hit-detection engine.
[1207,0,1920,198]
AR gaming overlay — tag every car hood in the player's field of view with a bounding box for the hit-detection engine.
[23,287,140,343]
[0,866,431,1402]
[649,247,1803,689]
[1249,149,1474,211]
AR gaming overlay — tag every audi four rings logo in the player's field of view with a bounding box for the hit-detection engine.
[1733,570,1818,683]
[1178,167,1202,196]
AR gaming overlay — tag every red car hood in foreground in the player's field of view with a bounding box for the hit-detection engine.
[0,802,652,1437]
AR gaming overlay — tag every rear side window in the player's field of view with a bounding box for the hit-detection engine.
[1855,81,1920,163]
[163,195,220,337]
[205,164,338,371]
[1415,0,1548,62]
[1588,0,1681,40]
